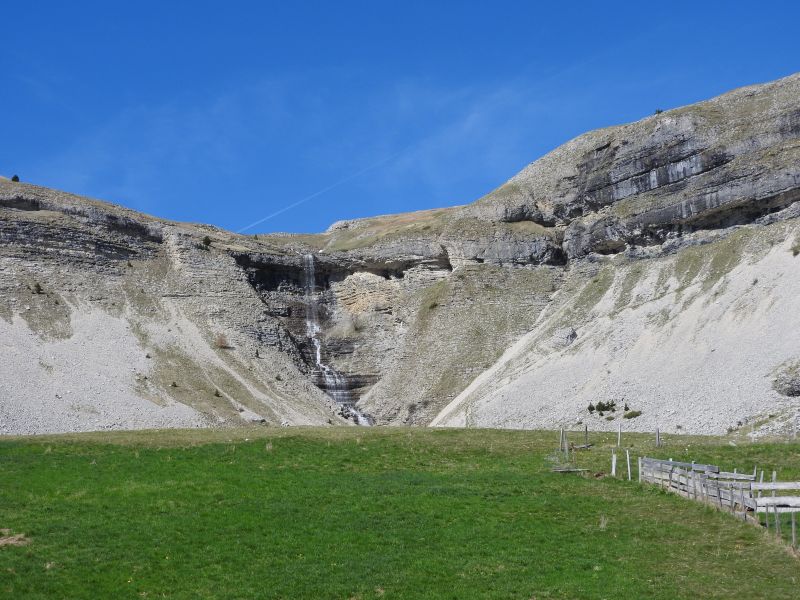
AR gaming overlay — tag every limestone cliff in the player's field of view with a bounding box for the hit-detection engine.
[1,73,799,435]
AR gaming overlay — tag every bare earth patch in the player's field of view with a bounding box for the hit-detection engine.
[0,529,31,547]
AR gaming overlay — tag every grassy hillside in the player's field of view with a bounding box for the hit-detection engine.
[1,428,799,599]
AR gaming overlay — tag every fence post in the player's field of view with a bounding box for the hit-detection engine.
[584,424,588,447]
[626,449,631,481]
[728,482,734,513]
[773,471,781,537]
[617,423,621,447]
[611,450,617,477]
[739,487,747,521]
[638,456,642,483]
[656,428,661,448]
[792,513,797,550]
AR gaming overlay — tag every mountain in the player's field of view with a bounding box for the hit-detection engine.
[2,73,799,435]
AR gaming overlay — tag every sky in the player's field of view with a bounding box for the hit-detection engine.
[2,1,799,234]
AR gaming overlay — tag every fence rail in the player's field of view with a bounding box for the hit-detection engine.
[639,457,800,549]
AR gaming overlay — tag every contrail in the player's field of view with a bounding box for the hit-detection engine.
[236,149,405,233]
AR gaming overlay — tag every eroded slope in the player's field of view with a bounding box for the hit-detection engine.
[2,72,799,434]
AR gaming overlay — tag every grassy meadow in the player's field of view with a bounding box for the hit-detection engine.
[1,427,799,599]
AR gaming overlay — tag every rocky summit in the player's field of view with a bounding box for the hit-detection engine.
[2,74,799,436]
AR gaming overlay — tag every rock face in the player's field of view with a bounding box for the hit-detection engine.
[774,361,800,397]
[2,73,799,435]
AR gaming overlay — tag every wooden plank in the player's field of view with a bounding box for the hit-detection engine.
[754,506,800,514]
[707,471,757,481]
[755,496,800,508]
[551,468,589,473]
[712,481,753,490]
[751,482,800,491]
[641,458,719,473]
[649,472,751,491]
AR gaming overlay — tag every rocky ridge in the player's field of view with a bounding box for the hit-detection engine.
[1,73,799,434]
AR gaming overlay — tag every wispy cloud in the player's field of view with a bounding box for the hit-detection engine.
[28,39,647,232]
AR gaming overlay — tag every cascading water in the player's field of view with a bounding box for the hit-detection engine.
[303,254,372,425]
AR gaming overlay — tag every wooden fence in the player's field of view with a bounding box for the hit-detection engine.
[639,457,800,549]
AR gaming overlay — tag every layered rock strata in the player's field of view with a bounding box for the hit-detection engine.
[1,73,799,434]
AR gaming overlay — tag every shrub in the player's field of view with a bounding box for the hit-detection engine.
[202,236,211,247]
[214,334,231,349]
[595,400,616,413]
[32,282,43,294]
[654,108,663,115]
[11,174,19,182]
[587,403,595,414]
[214,389,221,398]
[623,410,642,419]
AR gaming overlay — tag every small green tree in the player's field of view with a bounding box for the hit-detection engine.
[202,236,211,247]
[11,174,19,182]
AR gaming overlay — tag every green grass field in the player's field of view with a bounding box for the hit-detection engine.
[1,428,799,599]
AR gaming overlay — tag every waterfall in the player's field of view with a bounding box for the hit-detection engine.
[303,254,372,426]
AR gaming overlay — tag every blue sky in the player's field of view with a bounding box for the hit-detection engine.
[2,1,799,234]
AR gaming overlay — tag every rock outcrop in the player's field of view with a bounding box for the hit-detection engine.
[774,361,800,397]
[2,73,799,435]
